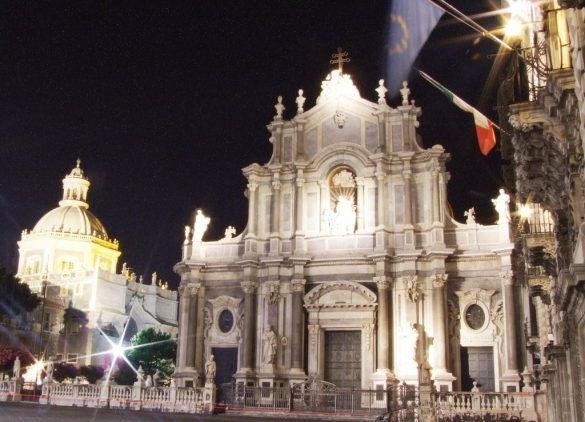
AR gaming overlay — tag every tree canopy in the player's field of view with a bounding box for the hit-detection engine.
[0,266,40,322]
[126,327,176,377]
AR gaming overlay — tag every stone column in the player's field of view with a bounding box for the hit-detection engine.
[432,274,447,371]
[185,284,200,369]
[375,276,391,371]
[247,181,258,236]
[290,278,306,374]
[240,281,258,374]
[174,282,200,387]
[177,285,189,368]
[356,177,365,231]
[501,271,521,390]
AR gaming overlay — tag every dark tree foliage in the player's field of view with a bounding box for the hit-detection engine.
[114,359,137,385]
[53,362,79,382]
[79,365,104,384]
[126,328,176,377]
[0,345,34,375]
[0,266,40,321]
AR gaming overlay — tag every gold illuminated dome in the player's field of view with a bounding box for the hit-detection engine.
[31,159,110,239]
[33,206,109,238]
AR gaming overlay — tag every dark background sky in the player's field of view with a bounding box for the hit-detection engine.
[0,1,505,287]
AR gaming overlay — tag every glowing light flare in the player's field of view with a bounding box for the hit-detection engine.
[518,204,533,219]
[505,17,523,37]
[22,360,45,384]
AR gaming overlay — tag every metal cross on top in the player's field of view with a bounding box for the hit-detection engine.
[330,47,350,73]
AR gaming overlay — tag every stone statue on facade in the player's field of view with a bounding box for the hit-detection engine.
[400,81,410,106]
[45,358,54,382]
[492,188,511,224]
[13,356,21,379]
[296,89,306,114]
[224,226,236,239]
[193,209,210,242]
[184,225,191,244]
[262,326,278,365]
[151,272,157,285]
[274,96,285,120]
[464,207,476,225]
[375,79,388,105]
[205,355,216,383]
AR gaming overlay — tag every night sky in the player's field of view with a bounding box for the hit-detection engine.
[0,1,505,287]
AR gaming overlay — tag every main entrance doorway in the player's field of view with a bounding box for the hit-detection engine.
[324,330,361,388]
[213,347,238,402]
[460,346,495,391]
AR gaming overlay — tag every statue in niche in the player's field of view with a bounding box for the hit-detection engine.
[327,169,357,234]
[193,209,210,242]
[205,355,216,383]
[492,189,511,224]
[262,326,278,365]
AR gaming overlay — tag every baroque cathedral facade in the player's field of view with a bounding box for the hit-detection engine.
[173,68,524,394]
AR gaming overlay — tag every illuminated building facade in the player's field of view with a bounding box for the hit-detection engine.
[503,0,585,419]
[174,68,524,395]
[11,161,178,365]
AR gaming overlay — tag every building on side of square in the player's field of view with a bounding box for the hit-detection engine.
[11,160,178,366]
[173,68,525,393]
[499,0,585,419]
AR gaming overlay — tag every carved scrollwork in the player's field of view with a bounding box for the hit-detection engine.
[403,275,420,303]
[265,280,280,306]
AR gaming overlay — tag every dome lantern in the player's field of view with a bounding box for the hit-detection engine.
[59,158,90,209]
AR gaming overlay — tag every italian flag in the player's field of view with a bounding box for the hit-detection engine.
[418,70,497,156]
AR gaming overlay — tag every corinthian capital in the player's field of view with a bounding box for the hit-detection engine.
[373,275,392,290]
[432,273,448,289]
[290,278,306,293]
[500,271,515,286]
[247,182,258,192]
[241,280,258,294]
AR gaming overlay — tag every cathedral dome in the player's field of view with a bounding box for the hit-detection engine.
[32,205,109,238]
[30,159,110,239]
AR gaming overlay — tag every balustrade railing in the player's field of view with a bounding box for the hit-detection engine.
[435,391,536,419]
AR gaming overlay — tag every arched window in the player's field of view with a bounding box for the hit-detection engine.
[326,167,357,234]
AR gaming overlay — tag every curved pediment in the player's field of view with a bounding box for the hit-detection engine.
[304,281,377,309]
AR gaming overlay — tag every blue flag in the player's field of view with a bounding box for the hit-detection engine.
[387,0,443,95]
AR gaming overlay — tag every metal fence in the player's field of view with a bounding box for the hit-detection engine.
[218,378,417,418]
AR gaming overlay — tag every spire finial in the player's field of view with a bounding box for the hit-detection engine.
[330,47,350,74]
[76,158,81,168]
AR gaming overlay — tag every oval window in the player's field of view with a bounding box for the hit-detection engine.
[465,304,485,330]
[218,309,234,333]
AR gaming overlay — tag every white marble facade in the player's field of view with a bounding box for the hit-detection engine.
[174,70,522,393]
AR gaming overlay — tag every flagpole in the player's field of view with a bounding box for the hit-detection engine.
[416,68,508,135]
[424,0,514,51]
